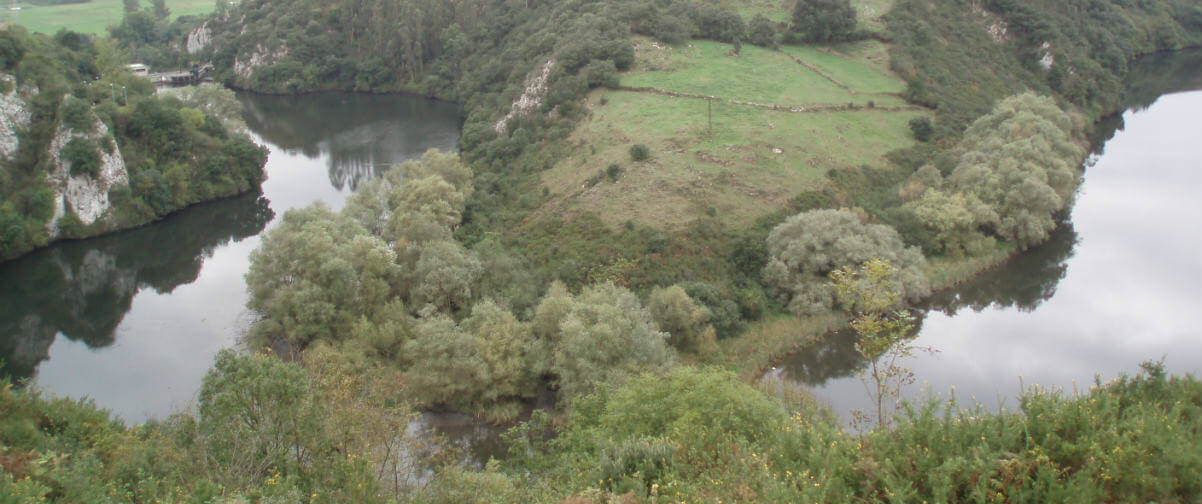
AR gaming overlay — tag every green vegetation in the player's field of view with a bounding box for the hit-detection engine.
[7,360,1199,502]
[2,0,213,36]
[4,0,1202,500]
[0,27,266,261]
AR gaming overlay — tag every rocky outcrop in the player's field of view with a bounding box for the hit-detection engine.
[233,43,289,82]
[0,74,32,160]
[186,21,212,54]
[494,59,555,134]
[45,119,129,237]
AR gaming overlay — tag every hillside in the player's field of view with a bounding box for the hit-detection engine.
[0,26,267,261]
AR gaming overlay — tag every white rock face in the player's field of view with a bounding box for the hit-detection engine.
[45,119,129,237]
[186,21,212,54]
[494,59,555,134]
[1038,41,1055,70]
[233,43,288,82]
[0,75,32,160]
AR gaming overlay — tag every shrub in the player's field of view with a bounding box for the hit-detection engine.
[605,163,622,181]
[61,137,101,177]
[748,14,777,48]
[629,144,650,161]
[908,116,934,142]
[791,0,857,43]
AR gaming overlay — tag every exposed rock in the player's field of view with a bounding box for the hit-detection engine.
[233,43,289,82]
[186,21,211,54]
[1038,41,1055,70]
[45,118,129,237]
[0,74,32,160]
[494,59,555,134]
[986,20,1009,43]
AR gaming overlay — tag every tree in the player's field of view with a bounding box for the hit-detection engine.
[829,258,921,430]
[936,93,1084,249]
[762,209,929,316]
[403,315,490,408]
[747,14,777,48]
[791,0,857,43]
[245,204,401,347]
[410,239,482,314]
[151,0,170,20]
[647,285,715,353]
[462,300,537,401]
[533,282,676,400]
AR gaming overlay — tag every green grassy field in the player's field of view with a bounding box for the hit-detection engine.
[624,40,907,106]
[2,0,215,35]
[538,35,923,230]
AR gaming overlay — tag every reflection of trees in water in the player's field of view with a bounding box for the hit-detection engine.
[926,221,1077,315]
[0,194,273,382]
[237,92,461,192]
[1089,48,1202,154]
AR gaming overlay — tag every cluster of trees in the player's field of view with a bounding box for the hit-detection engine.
[0,27,266,261]
[887,0,1202,139]
[246,150,723,412]
[903,93,1084,252]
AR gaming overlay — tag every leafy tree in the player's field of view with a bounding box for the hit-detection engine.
[245,203,401,347]
[791,0,857,43]
[906,188,996,256]
[534,282,676,400]
[462,300,537,401]
[411,239,482,314]
[763,209,929,316]
[747,14,777,48]
[403,315,490,408]
[829,258,921,430]
[647,285,716,353]
[909,93,1084,250]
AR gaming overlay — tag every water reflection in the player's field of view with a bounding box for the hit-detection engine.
[0,194,273,382]
[925,222,1078,316]
[238,92,461,191]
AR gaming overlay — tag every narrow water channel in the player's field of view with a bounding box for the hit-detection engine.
[0,92,460,423]
[772,85,1202,424]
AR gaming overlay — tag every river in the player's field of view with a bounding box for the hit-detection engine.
[771,51,1202,425]
[3,52,1201,434]
[0,92,460,422]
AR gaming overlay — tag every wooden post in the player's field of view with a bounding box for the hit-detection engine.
[707,98,713,143]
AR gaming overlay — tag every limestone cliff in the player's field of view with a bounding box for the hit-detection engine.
[0,75,31,160]
[44,118,130,238]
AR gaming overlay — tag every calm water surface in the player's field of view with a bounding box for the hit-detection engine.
[0,92,460,422]
[774,89,1202,422]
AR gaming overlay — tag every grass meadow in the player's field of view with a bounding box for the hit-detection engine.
[539,36,925,230]
[2,0,215,35]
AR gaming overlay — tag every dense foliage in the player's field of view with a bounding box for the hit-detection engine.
[0,27,266,261]
[887,0,1202,139]
[763,208,929,316]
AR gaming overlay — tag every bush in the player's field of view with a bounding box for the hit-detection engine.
[748,14,777,48]
[605,163,622,181]
[791,0,857,43]
[61,137,101,177]
[628,144,650,161]
[908,116,934,142]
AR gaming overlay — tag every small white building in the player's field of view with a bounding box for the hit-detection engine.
[125,63,150,77]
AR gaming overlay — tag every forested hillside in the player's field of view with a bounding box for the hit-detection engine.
[0,26,266,261]
[3,0,1202,501]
